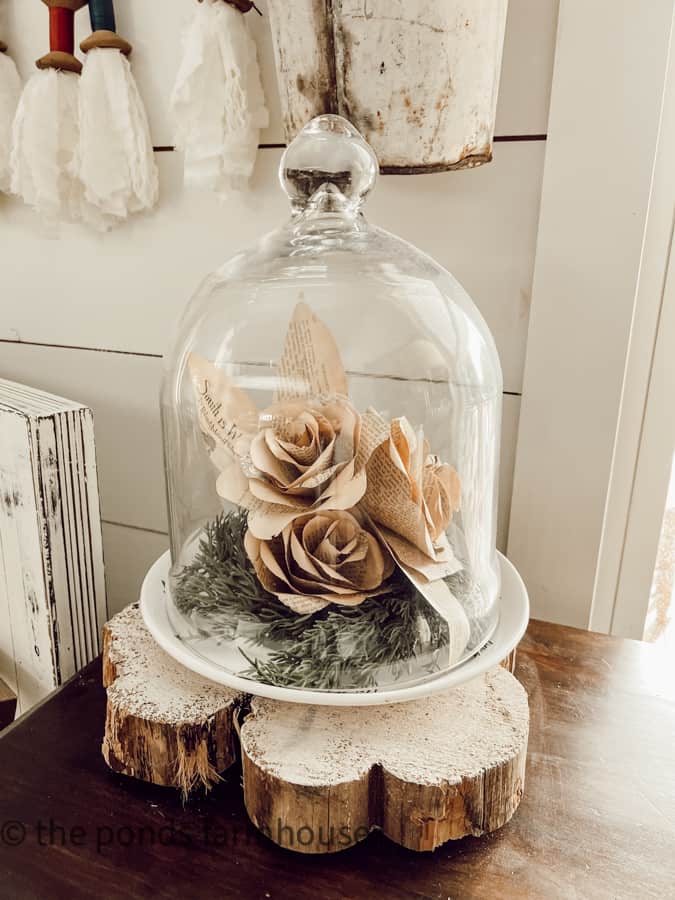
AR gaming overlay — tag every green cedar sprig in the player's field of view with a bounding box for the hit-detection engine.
[172,511,450,690]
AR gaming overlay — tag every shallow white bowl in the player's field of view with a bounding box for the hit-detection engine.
[140,550,529,706]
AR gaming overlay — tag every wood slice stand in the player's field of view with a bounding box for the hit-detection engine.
[102,606,529,853]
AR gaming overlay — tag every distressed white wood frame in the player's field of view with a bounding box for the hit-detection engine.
[0,383,107,713]
[508,0,675,631]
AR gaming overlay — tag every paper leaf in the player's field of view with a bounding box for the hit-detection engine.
[276,302,348,400]
[188,353,259,504]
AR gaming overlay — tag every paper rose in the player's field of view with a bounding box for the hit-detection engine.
[363,416,462,582]
[244,509,395,614]
[243,394,365,516]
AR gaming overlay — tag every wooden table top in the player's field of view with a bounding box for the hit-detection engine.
[1,619,673,899]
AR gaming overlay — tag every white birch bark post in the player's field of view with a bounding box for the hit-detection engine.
[266,0,509,172]
[0,379,107,714]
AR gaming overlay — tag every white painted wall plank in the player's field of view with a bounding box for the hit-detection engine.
[0,142,544,395]
[496,0,558,135]
[102,523,168,617]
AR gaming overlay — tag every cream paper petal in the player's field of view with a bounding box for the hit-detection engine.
[188,353,257,462]
[329,593,371,607]
[280,586,371,609]
[341,535,390,590]
[319,463,367,508]
[291,459,342,491]
[248,478,312,507]
[422,458,461,539]
[310,553,356,587]
[215,460,250,505]
[379,526,462,583]
[364,439,437,558]
[276,302,348,401]
[247,501,310,540]
[250,431,297,485]
[259,538,294,589]
[288,528,324,580]
[244,530,284,595]
[355,408,391,471]
[331,406,360,463]
[277,594,331,614]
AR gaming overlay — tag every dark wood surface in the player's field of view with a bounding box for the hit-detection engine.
[1,619,673,899]
[0,678,16,731]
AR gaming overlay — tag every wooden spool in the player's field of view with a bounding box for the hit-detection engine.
[266,0,508,173]
[36,0,88,75]
[80,30,132,56]
[102,605,528,853]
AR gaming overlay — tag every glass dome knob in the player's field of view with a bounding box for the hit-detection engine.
[280,115,379,213]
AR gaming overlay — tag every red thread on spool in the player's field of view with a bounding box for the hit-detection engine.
[49,6,75,55]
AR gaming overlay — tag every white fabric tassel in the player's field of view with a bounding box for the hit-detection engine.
[10,68,89,224]
[78,47,158,224]
[0,52,21,193]
[170,0,268,196]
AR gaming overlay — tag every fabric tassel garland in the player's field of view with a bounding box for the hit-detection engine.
[10,66,87,223]
[170,0,268,196]
[78,0,158,226]
[9,0,93,224]
[0,45,21,193]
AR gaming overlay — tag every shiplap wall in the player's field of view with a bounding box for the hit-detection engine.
[0,0,558,617]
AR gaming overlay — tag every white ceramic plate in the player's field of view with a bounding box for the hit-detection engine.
[140,550,529,706]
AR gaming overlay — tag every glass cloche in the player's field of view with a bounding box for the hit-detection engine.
[160,115,503,697]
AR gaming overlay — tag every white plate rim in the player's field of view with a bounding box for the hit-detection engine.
[140,550,530,706]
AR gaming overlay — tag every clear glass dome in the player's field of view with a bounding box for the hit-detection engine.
[161,115,503,695]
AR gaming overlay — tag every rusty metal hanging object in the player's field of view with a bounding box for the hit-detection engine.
[266,1,509,173]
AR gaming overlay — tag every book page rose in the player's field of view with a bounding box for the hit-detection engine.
[241,396,370,539]
[363,417,462,582]
[244,509,394,614]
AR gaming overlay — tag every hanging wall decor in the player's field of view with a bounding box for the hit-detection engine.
[266,0,509,173]
[10,0,90,223]
[170,0,268,196]
[0,39,21,193]
[78,0,158,226]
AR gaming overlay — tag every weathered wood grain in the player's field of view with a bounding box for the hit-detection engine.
[102,605,243,795]
[0,379,107,714]
[241,667,528,853]
[101,603,527,853]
